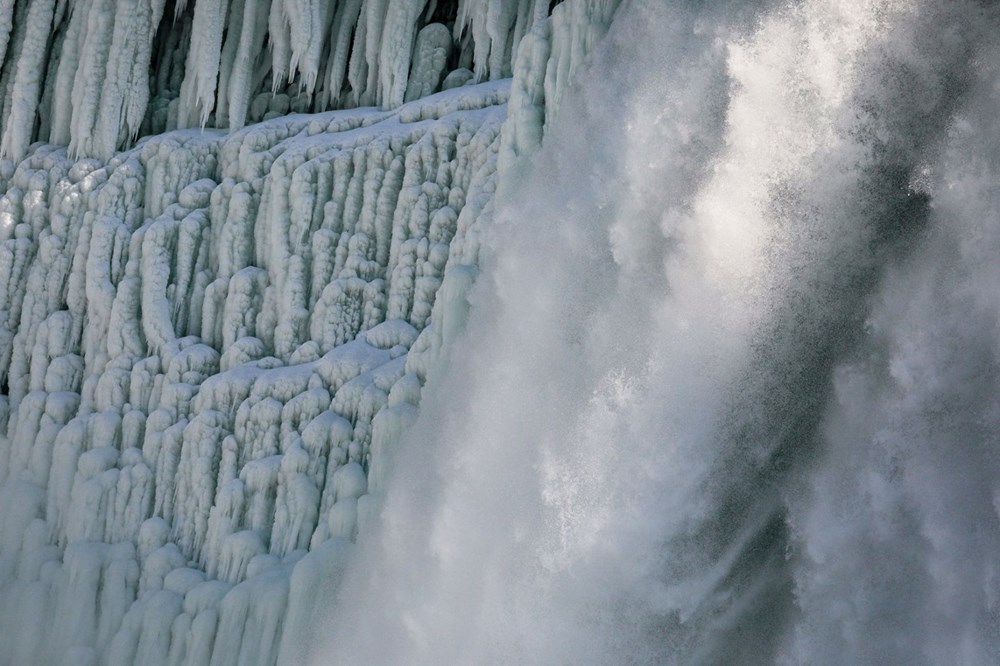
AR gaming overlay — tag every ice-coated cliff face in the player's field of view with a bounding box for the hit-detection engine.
[0,0,620,663]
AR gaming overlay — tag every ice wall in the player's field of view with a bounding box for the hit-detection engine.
[0,0,620,664]
[0,85,506,666]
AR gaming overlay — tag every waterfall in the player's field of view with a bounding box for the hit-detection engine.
[0,0,999,662]
[317,1,1000,664]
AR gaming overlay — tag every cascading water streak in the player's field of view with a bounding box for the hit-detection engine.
[317,0,1000,664]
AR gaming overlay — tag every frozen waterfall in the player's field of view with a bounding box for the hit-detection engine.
[2,0,1000,664]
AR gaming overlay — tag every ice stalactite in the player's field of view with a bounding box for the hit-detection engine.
[0,0,55,161]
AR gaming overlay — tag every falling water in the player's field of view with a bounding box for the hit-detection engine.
[316,1,1000,663]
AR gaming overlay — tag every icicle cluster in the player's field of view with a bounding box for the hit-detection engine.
[0,0,558,162]
[0,0,619,663]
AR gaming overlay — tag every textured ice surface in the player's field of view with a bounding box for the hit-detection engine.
[0,86,504,664]
[0,0,619,663]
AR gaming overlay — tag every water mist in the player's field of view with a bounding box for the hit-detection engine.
[317,1,1000,664]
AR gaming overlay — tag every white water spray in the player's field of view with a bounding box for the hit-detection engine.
[318,1,1000,664]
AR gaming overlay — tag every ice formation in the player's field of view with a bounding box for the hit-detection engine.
[0,0,620,663]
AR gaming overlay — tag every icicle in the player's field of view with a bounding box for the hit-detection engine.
[177,0,227,128]
[68,0,115,158]
[0,0,57,160]
[0,0,18,74]
[267,0,290,93]
[93,0,157,159]
[226,0,270,129]
[377,0,428,107]
[362,0,390,106]
[283,0,324,93]
[323,0,364,108]
[213,0,247,127]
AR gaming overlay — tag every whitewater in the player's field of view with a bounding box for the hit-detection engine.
[0,0,999,663]
[322,1,1000,664]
